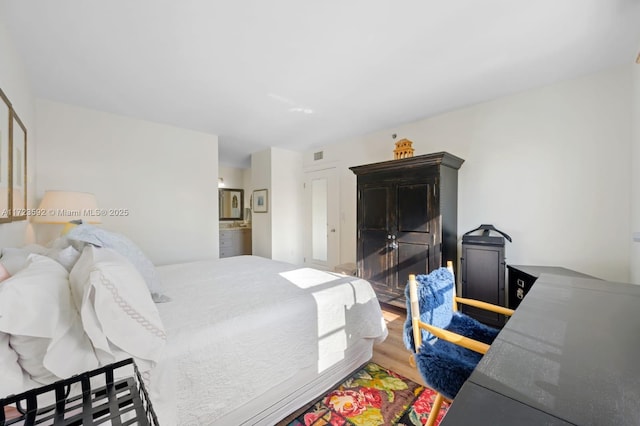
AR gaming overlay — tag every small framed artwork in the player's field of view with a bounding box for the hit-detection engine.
[11,110,27,221]
[252,189,268,213]
[0,88,11,223]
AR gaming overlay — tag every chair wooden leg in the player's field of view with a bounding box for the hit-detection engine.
[426,392,445,426]
[409,354,417,368]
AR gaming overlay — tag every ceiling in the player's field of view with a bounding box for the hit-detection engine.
[2,1,640,167]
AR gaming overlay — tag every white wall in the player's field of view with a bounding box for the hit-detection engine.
[271,147,303,264]
[251,149,271,258]
[242,167,252,219]
[632,61,640,284]
[0,14,37,248]
[305,65,633,283]
[35,99,219,265]
[218,165,246,190]
[250,147,303,263]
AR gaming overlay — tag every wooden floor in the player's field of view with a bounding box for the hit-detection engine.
[372,304,424,385]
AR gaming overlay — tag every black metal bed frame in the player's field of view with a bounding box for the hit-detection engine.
[0,358,159,426]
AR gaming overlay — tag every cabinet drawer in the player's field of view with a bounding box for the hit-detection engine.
[219,238,233,248]
[219,228,252,257]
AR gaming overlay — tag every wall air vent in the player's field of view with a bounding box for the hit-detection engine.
[314,151,324,161]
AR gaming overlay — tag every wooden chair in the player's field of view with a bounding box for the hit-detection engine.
[405,262,514,426]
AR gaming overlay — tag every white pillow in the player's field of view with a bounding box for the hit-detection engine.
[9,336,58,385]
[69,246,166,372]
[0,244,78,275]
[0,245,47,275]
[46,245,81,272]
[0,254,99,385]
[0,332,26,398]
[0,332,51,402]
[64,225,170,303]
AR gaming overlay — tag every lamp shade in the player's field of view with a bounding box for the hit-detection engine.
[32,190,102,224]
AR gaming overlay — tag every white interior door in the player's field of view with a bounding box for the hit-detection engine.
[304,167,339,270]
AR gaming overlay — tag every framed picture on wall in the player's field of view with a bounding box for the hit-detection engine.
[252,189,268,213]
[11,111,27,221]
[0,88,11,223]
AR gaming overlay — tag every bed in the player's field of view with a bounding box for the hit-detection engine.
[150,255,388,425]
[0,227,388,425]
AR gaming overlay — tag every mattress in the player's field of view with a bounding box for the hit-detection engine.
[148,255,388,425]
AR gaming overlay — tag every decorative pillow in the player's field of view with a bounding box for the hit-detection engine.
[0,254,99,385]
[64,225,170,303]
[69,246,166,372]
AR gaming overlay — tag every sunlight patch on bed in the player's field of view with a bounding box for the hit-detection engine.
[279,268,344,289]
[280,268,361,373]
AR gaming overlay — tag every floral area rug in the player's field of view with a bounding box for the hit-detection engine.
[286,362,448,426]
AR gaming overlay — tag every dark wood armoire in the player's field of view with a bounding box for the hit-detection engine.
[350,152,464,308]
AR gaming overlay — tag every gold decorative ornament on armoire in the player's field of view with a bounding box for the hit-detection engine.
[393,138,415,159]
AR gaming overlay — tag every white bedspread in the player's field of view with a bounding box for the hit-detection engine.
[148,256,387,425]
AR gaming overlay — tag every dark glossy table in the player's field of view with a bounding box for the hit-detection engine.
[441,273,640,426]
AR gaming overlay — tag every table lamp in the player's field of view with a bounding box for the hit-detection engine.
[32,190,101,234]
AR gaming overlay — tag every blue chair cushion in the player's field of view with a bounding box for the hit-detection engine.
[448,311,499,345]
[402,268,502,400]
[415,339,479,400]
[403,268,500,351]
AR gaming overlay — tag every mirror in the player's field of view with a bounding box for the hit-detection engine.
[219,188,244,220]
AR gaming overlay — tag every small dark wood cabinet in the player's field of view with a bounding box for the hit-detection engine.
[350,152,464,308]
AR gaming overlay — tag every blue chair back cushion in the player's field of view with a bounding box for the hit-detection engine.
[402,267,501,399]
[403,268,455,351]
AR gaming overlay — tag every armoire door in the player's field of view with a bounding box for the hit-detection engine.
[358,185,393,289]
[394,181,436,293]
[358,179,437,305]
